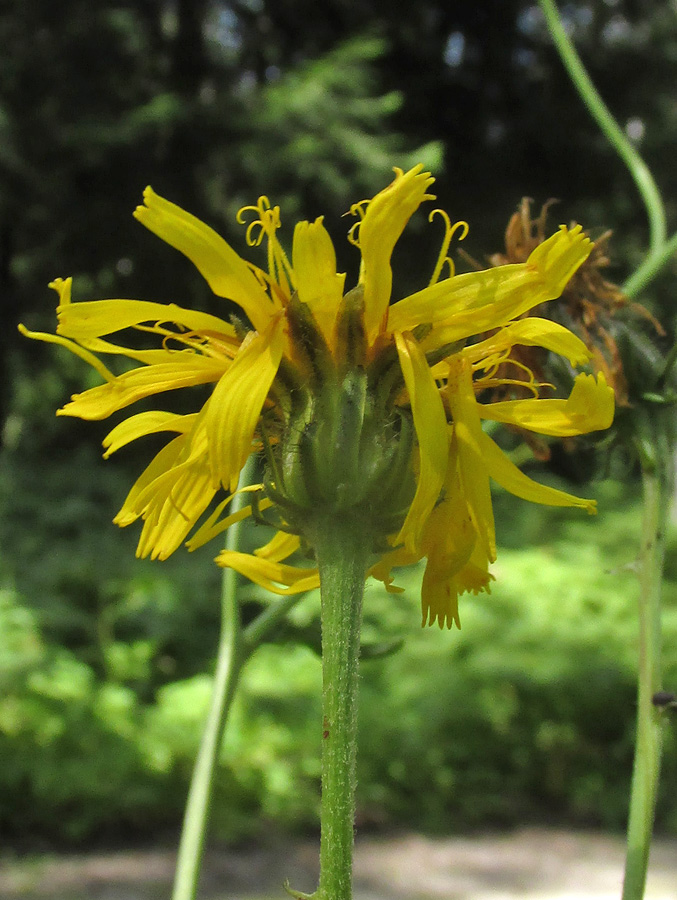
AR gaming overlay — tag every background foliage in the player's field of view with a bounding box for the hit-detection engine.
[1,0,676,847]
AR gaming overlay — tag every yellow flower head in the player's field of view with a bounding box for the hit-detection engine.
[21,166,614,628]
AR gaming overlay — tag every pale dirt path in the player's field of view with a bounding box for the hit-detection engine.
[1,829,676,900]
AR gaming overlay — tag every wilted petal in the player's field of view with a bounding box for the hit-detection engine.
[368,546,417,595]
[421,564,461,630]
[419,443,476,629]
[454,543,494,597]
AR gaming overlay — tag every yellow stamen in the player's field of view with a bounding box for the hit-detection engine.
[428,210,469,286]
[237,197,295,298]
[18,324,116,382]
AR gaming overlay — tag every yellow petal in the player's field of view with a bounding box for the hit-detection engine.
[49,277,72,305]
[421,445,476,568]
[478,429,596,513]
[419,446,476,630]
[214,550,320,595]
[112,414,216,559]
[206,317,284,491]
[369,545,418,594]
[389,226,592,346]
[136,460,217,560]
[422,529,494,628]
[292,217,346,346]
[445,357,496,562]
[114,435,186,527]
[103,411,197,458]
[462,318,591,368]
[566,371,615,430]
[455,542,494,596]
[394,331,448,554]
[18,323,116,383]
[359,166,435,341]
[254,531,301,562]
[57,297,236,345]
[134,187,277,332]
[421,563,461,630]
[186,492,270,552]
[528,224,594,295]
[480,372,615,436]
[58,356,228,420]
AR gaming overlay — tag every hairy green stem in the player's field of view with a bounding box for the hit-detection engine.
[539,0,667,254]
[622,440,671,900]
[309,514,369,900]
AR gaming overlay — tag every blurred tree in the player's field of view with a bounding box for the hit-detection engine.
[2,0,440,423]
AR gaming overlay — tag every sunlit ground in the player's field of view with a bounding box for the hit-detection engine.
[1,830,677,899]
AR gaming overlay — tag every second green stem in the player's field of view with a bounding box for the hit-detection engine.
[621,443,671,900]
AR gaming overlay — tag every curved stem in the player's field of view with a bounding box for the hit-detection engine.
[539,0,667,254]
[621,434,671,900]
[622,230,677,299]
[308,514,369,900]
[171,455,256,900]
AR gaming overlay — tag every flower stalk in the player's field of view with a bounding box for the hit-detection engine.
[309,514,370,900]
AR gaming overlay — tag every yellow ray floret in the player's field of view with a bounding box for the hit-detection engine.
[134,187,275,332]
[103,411,198,458]
[461,318,591,369]
[445,358,496,564]
[394,331,448,554]
[478,430,597,513]
[388,226,592,346]
[479,372,614,435]
[356,164,436,341]
[292,217,346,347]
[59,356,229,420]
[214,551,320,596]
[205,318,285,491]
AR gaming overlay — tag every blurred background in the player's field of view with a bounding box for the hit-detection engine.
[1,0,677,865]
